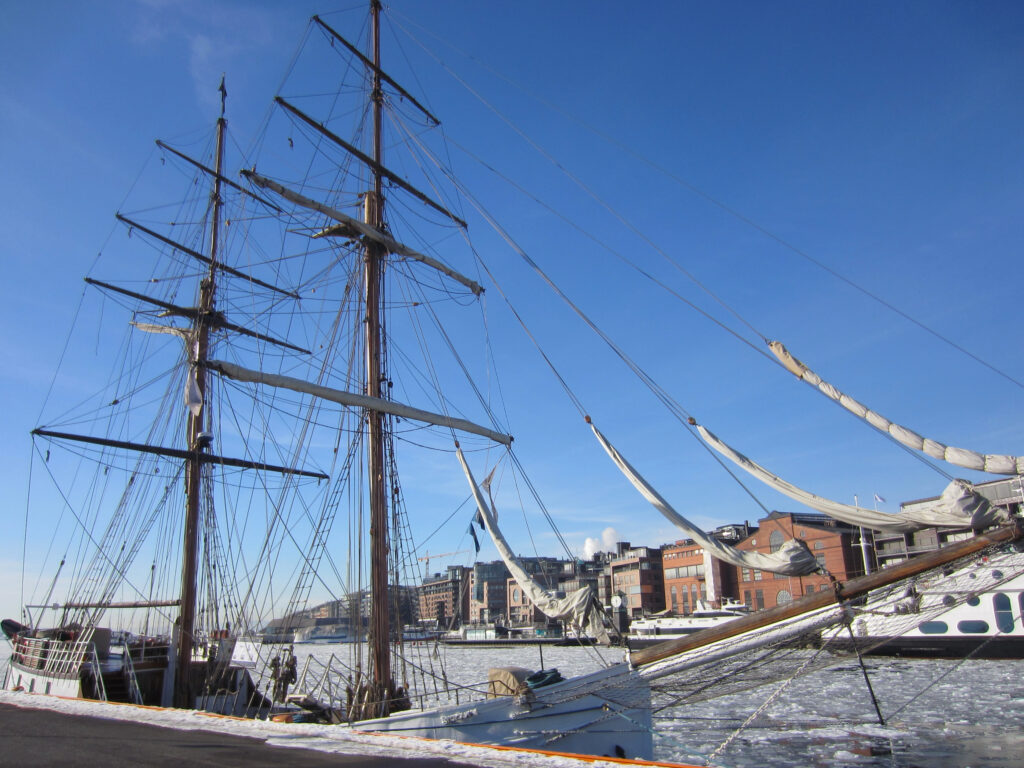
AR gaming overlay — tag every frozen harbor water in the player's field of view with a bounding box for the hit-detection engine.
[295,642,1024,767]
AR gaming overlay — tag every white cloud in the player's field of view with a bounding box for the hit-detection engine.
[582,526,620,559]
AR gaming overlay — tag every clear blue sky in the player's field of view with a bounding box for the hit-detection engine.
[2,1,1023,621]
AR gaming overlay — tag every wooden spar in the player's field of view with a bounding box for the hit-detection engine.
[84,277,311,355]
[312,15,440,127]
[366,0,393,716]
[175,91,226,708]
[241,170,483,295]
[205,359,511,445]
[60,600,181,609]
[155,139,282,213]
[115,214,298,298]
[32,429,329,480]
[629,520,1024,669]
[275,96,467,228]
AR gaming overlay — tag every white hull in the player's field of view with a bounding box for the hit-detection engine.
[5,663,83,698]
[844,549,1024,658]
[346,663,653,760]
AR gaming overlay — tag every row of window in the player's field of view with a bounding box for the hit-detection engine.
[665,548,704,559]
[665,564,705,580]
[918,593,1020,635]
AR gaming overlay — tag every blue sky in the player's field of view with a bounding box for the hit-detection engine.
[2,1,1023,622]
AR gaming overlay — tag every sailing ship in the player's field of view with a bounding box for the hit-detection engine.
[5,3,1024,763]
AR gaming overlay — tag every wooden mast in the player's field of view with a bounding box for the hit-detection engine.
[365,0,394,716]
[175,79,227,707]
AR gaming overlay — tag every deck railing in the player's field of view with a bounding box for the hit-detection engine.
[10,635,91,678]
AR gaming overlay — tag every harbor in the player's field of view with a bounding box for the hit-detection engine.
[2,2,1023,766]
[3,646,1022,767]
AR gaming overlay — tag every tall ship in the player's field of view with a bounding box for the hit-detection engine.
[5,3,1024,763]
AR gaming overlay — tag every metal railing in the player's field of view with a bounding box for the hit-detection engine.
[89,644,108,701]
[122,647,144,705]
[9,635,91,678]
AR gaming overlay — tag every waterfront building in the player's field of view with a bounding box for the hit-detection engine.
[609,544,664,618]
[733,511,861,609]
[875,477,1024,568]
[419,565,471,628]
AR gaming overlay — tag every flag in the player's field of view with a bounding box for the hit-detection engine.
[468,522,480,554]
[474,509,484,529]
[874,494,886,503]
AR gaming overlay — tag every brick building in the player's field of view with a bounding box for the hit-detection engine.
[609,544,664,618]
[418,565,471,628]
[733,511,860,610]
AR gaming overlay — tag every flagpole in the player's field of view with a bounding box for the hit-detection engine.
[855,494,873,576]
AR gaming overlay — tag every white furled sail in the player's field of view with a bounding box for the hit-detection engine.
[697,424,1010,531]
[590,423,819,576]
[770,340,1024,475]
[456,447,610,643]
[208,359,512,446]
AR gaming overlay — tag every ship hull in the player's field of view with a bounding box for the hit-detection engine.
[345,663,653,760]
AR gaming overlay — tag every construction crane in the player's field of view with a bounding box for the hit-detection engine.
[417,549,472,578]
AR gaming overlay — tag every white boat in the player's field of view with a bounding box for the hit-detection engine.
[628,600,750,647]
[5,3,1024,764]
[838,549,1024,659]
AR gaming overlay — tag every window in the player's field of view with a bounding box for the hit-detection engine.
[957,620,989,634]
[774,571,786,579]
[753,570,763,581]
[769,530,784,553]
[994,594,1014,633]
[754,590,765,610]
[741,568,751,582]
[670,585,678,611]
[966,596,980,607]
[919,621,948,634]
[813,541,824,550]
[776,590,792,606]
[815,555,826,569]
[743,590,751,607]
[805,585,815,595]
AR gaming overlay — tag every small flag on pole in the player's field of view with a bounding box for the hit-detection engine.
[873,494,886,503]
[468,523,480,553]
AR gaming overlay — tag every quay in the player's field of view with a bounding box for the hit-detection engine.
[0,702,475,767]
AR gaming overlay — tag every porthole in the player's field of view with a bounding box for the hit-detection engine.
[919,621,948,634]
[992,570,1004,580]
[957,620,989,634]
[994,593,1014,633]
[966,596,981,607]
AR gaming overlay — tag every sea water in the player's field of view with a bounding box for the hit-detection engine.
[295,642,1024,767]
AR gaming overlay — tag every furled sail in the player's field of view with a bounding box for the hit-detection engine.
[590,423,818,576]
[697,423,1009,531]
[456,447,610,643]
[771,340,1024,475]
[132,322,202,417]
[207,359,512,446]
